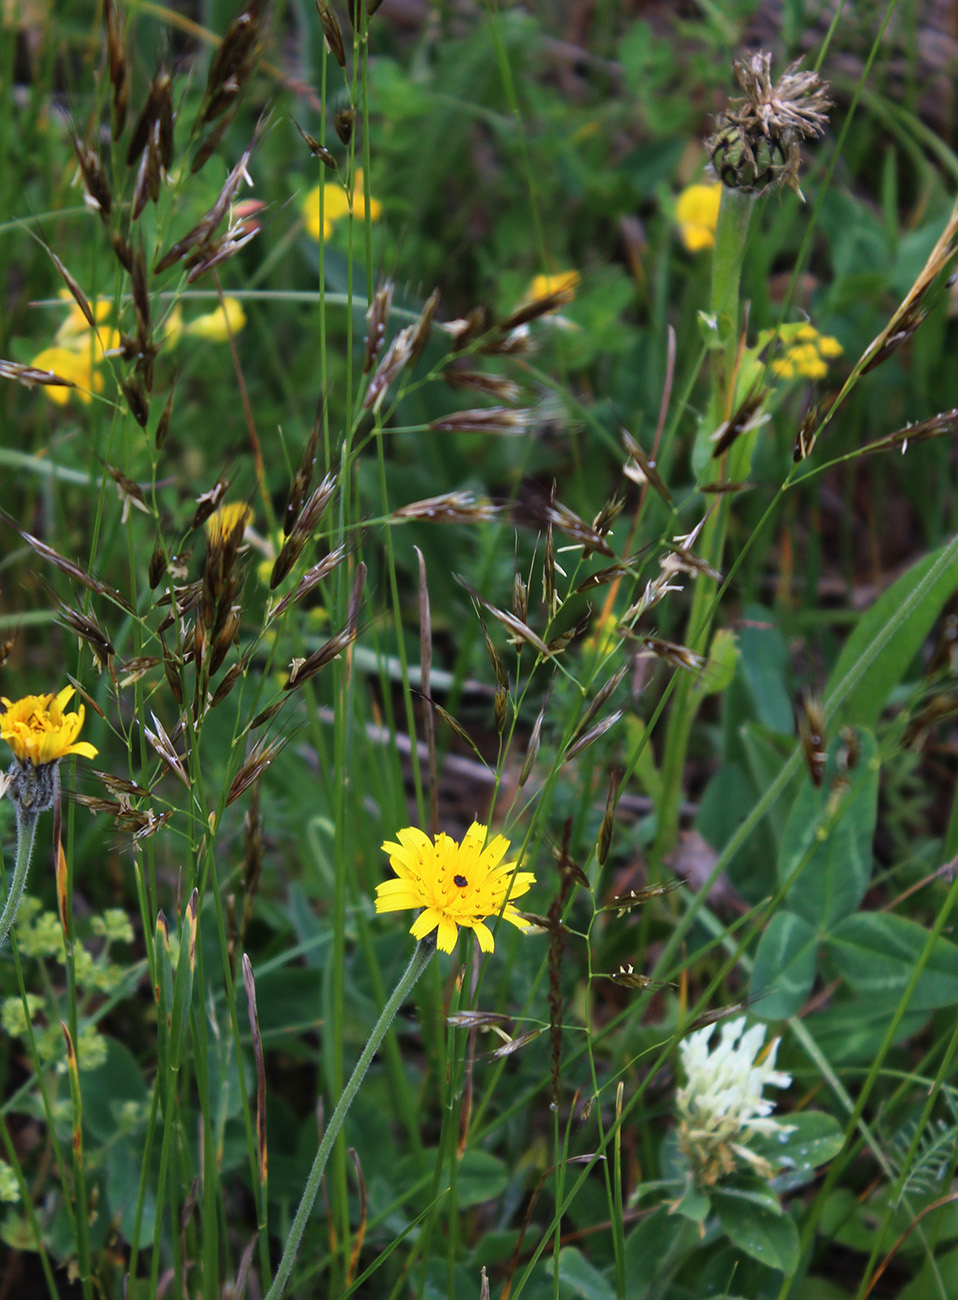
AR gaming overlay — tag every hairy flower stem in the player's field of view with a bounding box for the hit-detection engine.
[653,187,755,867]
[265,938,435,1300]
[0,804,40,948]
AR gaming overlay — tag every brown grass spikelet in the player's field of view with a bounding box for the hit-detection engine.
[429,407,531,436]
[454,576,553,658]
[314,0,346,67]
[156,133,261,274]
[597,768,621,866]
[393,492,503,524]
[228,736,288,807]
[127,68,174,171]
[291,117,338,169]
[564,710,622,762]
[364,325,416,413]
[284,422,320,536]
[621,427,672,507]
[444,369,521,404]
[120,374,150,427]
[191,478,230,531]
[283,563,366,689]
[199,0,271,130]
[408,289,441,369]
[145,711,190,785]
[271,472,337,587]
[518,692,548,789]
[0,359,78,395]
[104,0,131,137]
[499,285,576,332]
[603,880,682,915]
[71,131,112,221]
[267,545,347,622]
[365,281,394,374]
[57,602,115,668]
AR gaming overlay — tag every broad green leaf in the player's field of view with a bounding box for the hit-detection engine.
[753,1111,845,1190]
[81,1037,148,1143]
[547,1246,617,1300]
[826,911,958,1010]
[713,1187,799,1274]
[455,1149,509,1208]
[750,910,818,1020]
[672,1180,711,1223]
[778,730,879,930]
[826,540,958,729]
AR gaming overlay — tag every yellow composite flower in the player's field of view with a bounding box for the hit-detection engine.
[0,687,98,765]
[375,821,535,953]
[526,270,580,303]
[205,502,253,547]
[675,182,722,252]
[302,170,383,241]
[29,346,103,406]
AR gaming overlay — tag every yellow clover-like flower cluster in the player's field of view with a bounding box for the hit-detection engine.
[770,323,843,379]
[0,686,98,766]
[375,821,535,953]
[302,170,383,241]
[675,182,722,253]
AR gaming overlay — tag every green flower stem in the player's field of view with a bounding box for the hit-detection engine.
[265,938,435,1300]
[653,185,755,866]
[0,803,40,948]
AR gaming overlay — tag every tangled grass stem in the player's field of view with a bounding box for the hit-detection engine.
[265,937,435,1300]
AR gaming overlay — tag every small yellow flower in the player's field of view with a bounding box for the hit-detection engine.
[29,346,103,406]
[526,270,580,303]
[675,183,722,252]
[205,502,252,548]
[0,687,98,766]
[375,821,535,953]
[770,324,842,380]
[185,298,247,342]
[302,170,383,241]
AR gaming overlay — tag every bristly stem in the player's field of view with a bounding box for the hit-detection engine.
[0,800,40,948]
[265,938,435,1300]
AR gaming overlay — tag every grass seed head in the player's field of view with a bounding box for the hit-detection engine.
[314,0,346,67]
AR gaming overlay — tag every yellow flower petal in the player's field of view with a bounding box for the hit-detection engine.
[301,170,382,242]
[185,298,247,342]
[676,183,722,253]
[29,347,100,406]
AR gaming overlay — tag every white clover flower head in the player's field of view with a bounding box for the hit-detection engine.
[676,1017,794,1184]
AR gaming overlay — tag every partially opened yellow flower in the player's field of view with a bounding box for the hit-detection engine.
[675,182,722,252]
[376,821,535,953]
[0,687,97,766]
[302,170,383,241]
